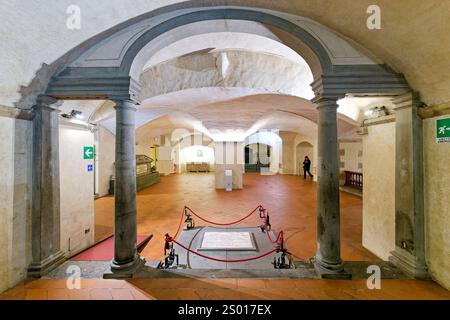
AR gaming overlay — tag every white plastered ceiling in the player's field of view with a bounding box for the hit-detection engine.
[7,5,387,142]
[1,1,448,108]
[63,29,386,142]
[64,35,389,142]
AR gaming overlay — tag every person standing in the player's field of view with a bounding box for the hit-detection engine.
[303,156,313,179]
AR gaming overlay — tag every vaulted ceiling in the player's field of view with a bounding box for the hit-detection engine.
[4,0,447,143]
[1,0,448,108]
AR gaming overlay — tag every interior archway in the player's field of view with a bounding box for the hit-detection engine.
[3,0,450,300]
[24,4,414,281]
[296,142,314,176]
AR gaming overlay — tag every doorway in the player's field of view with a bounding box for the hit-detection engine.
[296,142,314,176]
[245,143,271,173]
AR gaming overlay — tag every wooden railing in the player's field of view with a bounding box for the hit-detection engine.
[344,171,363,190]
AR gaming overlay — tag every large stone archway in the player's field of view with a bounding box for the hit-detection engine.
[26,4,424,279]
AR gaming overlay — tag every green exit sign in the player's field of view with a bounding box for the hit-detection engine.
[83,146,94,159]
[436,118,450,143]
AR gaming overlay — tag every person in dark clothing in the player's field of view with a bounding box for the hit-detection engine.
[303,156,313,179]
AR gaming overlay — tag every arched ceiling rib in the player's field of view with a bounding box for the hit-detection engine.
[69,8,379,80]
[142,32,306,69]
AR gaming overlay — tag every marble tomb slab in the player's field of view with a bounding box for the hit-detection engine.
[198,231,256,251]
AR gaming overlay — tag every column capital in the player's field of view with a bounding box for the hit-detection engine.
[312,95,340,110]
[112,98,139,111]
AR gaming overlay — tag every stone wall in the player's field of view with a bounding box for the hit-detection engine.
[59,125,95,257]
[0,117,15,293]
[339,142,363,185]
[96,125,115,197]
[135,127,158,158]
[215,142,244,189]
[279,131,297,175]
[156,146,174,175]
[362,122,396,261]
[423,115,450,290]
[0,117,32,293]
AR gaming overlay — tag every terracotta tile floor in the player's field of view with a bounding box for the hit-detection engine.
[95,173,380,262]
[1,278,449,300]
[2,173,448,300]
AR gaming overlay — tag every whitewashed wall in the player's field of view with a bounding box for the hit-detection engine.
[0,117,32,293]
[59,125,95,257]
[362,122,395,261]
[96,125,115,197]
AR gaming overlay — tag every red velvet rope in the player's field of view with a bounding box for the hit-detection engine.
[164,205,286,263]
[170,237,279,263]
[172,206,186,240]
[260,209,284,246]
[184,205,263,226]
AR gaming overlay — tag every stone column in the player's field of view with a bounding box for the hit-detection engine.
[389,92,428,278]
[28,96,65,277]
[109,99,144,276]
[313,97,348,278]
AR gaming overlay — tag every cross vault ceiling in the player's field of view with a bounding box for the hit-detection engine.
[59,42,393,141]
[9,0,445,141]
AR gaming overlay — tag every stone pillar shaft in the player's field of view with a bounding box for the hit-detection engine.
[314,97,345,277]
[112,99,139,269]
[28,96,64,277]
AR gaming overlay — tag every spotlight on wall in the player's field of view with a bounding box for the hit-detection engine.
[364,106,388,119]
[364,110,373,117]
[61,109,84,120]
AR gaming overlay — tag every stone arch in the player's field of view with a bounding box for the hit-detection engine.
[44,6,410,102]
[28,4,418,279]
[122,9,332,80]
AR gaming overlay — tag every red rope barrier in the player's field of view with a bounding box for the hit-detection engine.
[170,237,279,263]
[164,206,186,253]
[172,206,186,240]
[260,210,284,246]
[184,205,263,226]
[163,205,286,264]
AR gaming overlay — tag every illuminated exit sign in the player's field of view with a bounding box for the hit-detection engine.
[83,146,94,159]
[436,118,450,143]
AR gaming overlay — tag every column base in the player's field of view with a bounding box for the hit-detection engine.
[313,257,352,279]
[389,247,429,279]
[27,250,66,278]
[103,255,146,279]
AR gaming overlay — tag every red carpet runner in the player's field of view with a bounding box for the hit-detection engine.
[71,235,148,261]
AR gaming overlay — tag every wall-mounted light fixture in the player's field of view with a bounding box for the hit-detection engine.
[364,106,388,118]
[61,109,83,120]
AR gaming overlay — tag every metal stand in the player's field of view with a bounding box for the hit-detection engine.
[184,209,195,230]
[272,238,293,269]
[157,242,179,269]
[259,209,271,233]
